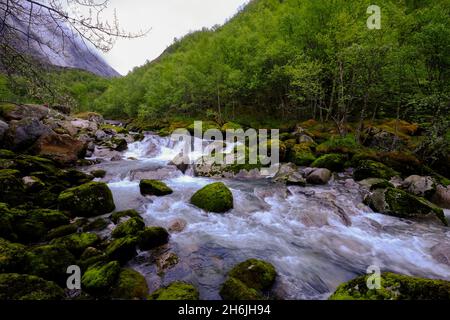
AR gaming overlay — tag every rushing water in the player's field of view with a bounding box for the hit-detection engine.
[84,133,450,300]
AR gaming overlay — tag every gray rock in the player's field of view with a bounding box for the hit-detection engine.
[306,168,332,185]
[432,185,450,209]
[95,130,108,141]
[402,175,436,199]
[1,104,50,121]
[4,118,53,151]
[169,153,190,174]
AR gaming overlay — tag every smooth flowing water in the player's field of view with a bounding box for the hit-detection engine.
[85,134,450,300]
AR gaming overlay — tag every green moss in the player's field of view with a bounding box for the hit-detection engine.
[149,281,199,300]
[0,273,64,300]
[81,261,121,295]
[111,268,149,300]
[50,232,100,256]
[0,169,25,206]
[91,169,107,178]
[84,218,109,232]
[329,272,450,300]
[286,143,316,166]
[316,135,360,155]
[138,227,169,251]
[311,154,347,172]
[0,238,27,273]
[0,203,16,241]
[101,124,128,134]
[112,217,145,238]
[105,236,138,264]
[25,244,76,285]
[221,122,243,132]
[220,277,263,300]
[190,182,233,213]
[58,181,116,217]
[228,259,277,292]
[110,209,141,224]
[139,180,173,196]
[353,160,399,181]
[0,103,16,118]
[45,224,78,240]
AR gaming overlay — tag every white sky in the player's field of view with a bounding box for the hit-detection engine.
[102,0,249,75]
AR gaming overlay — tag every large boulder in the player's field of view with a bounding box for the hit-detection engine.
[329,272,450,300]
[105,236,139,264]
[50,232,100,256]
[81,261,121,296]
[365,187,447,226]
[0,103,50,121]
[139,180,173,197]
[190,182,233,213]
[4,118,53,151]
[138,227,169,251]
[353,160,399,181]
[112,217,145,239]
[272,163,306,186]
[111,268,149,300]
[220,259,277,300]
[0,273,64,300]
[31,133,87,166]
[149,282,199,300]
[311,154,347,172]
[58,182,116,217]
[402,175,436,199]
[432,185,450,209]
[306,168,332,185]
[286,143,316,166]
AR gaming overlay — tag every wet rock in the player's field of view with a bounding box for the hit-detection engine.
[190,182,233,213]
[220,259,277,300]
[431,244,450,267]
[91,169,106,178]
[272,163,306,186]
[168,219,187,233]
[81,261,121,296]
[169,153,190,174]
[111,209,141,224]
[50,232,100,256]
[329,272,450,300]
[306,168,332,185]
[94,130,108,141]
[105,236,139,264]
[138,227,169,251]
[359,178,394,191]
[4,118,53,151]
[353,160,399,181]
[432,185,450,209]
[58,181,116,217]
[103,136,128,152]
[139,180,173,197]
[111,154,123,161]
[156,251,179,273]
[84,218,109,232]
[149,281,199,300]
[365,187,447,226]
[111,268,149,300]
[31,133,87,166]
[402,175,436,199]
[0,273,64,300]
[112,217,145,238]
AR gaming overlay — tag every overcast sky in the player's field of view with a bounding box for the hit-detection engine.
[101,0,249,75]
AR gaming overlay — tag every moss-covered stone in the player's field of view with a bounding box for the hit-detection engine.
[25,244,76,285]
[45,224,79,240]
[0,169,26,206]
[149,282,199,300]
[316,135,360,155]
[111,268,149,300]
[365,187,447,226]
[110,209,141,224]
[220,277,263,300]
[0,238,27,273]
[329,272,450,300]
[354,160,399,181]
[78,247,107,271]
[112,217,145,238]
[105,236,139,264]
[286,143,316,166]
[139,180,173,196]
[0,203,16,241]
[0,273,64,300]
[221,122,243,132]
[84,218,109,232]
[190,182,233,213]
[50,232,100,256]
[58,182,116,217]
[359,178,394,191]
[138,227,169,251]
[91,169,106,178]
[311,154,347,172]
[81,261,121,295]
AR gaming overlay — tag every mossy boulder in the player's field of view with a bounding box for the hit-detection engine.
[91,169,106,178]
[139,180,173,196]
[84,218,109,232]
[190,182,233,213]
[149,282,199,300]
[0,238,27,273]
[329,272,450,300]
[81,261,121,296]
[25,245,76,285]
[286,144,316,166]
[111,268,149,300]
[105,236,139,264]
[359,178,394,191]
[112,217,145,238]
[220,259,277,300]
[0,169,26,206]
[138,227,169,251]
[50,232,100,256]
[0,273,64,300]
[111,209,141,224]
[58,182,116,217]
[0,203,16,241]
[354,160,399,181]
[365,187,447,226]
[311,154,347,172]
[316,135,360,155]
[78,247,107,271]
[45,224,79,240]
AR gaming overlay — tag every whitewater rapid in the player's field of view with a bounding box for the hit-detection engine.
[86,134,450,300]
